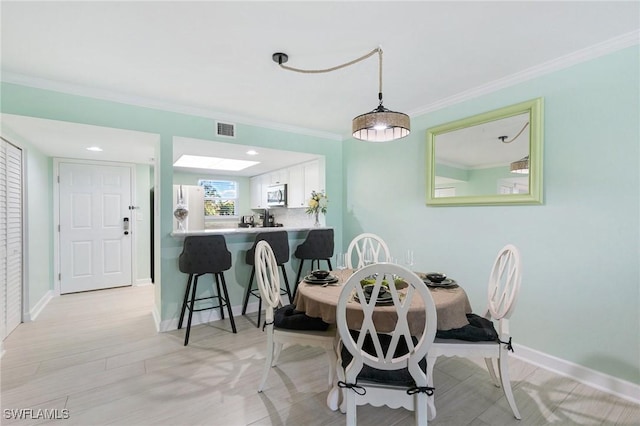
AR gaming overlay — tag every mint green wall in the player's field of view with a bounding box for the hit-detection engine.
[2,46,636,386]
[467,166,512,194]
[0,83,344,328]
[0,127,53,315]
[343,46,639,384]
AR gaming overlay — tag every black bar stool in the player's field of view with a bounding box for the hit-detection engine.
[178,235,237,346]
[241,231,292,327]
[293,229,334,297]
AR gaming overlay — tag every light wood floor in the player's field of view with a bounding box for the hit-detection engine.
[1,285,638,425]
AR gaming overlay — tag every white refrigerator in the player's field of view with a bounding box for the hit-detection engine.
[173,184,205,231]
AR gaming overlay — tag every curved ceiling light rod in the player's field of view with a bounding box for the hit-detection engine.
[499,121,530,144]
[272,47,410,142]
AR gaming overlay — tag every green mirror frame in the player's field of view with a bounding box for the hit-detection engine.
[426,98,544,206]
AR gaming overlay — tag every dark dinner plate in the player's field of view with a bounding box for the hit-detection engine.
[356,285,395,305]
[354,293,394,305]
[424,278,458,288]
[304,275,339,285]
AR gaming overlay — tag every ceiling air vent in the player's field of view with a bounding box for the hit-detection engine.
[216,121,236,138]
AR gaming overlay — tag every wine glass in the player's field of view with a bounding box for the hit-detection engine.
[363,246,374,267]
[404,249,415,269]
[336,252,346,270]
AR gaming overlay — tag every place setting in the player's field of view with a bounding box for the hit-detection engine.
[418,272,459,288]
[303,269,340,286]
[354,284,395,305]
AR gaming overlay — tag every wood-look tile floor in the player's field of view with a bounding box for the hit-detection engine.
[1,285,638,425]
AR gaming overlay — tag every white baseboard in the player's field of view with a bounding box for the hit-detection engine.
[151,305,162,333]
[512,343,640,404]
[157,301,260,333]
[135,278,153,286]
[151,303,640,404]
[27,290,54,321]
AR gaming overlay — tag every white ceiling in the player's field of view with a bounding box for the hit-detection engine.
[437,113,529,169]
[1,1,638,173]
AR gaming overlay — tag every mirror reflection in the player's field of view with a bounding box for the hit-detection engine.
[434,112,529,197]
[426,98,543,206]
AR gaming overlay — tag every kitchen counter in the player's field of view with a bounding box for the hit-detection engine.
[170,226,332,238]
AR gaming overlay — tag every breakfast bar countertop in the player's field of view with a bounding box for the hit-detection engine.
[170,226,332,238]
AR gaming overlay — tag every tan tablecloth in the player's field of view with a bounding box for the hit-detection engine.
[293,269,472,335]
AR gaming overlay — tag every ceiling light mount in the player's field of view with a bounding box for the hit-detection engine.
[272,47,410,142]
[272,52,288,65]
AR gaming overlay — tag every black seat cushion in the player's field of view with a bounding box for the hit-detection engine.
[274,304,330,331]
[341,330,426,387]
[435,313,498,341]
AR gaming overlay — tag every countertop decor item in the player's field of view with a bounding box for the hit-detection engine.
[306,190,328,226]
[173,185,189,232]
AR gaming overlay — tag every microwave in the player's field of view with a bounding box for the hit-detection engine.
[267,184,287,207]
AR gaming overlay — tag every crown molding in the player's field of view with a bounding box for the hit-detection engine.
[0,72,343,141]
[409,30,640,117]
[3,30,637,141]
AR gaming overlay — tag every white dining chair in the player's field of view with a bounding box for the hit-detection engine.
[426,244,523,420]
[255,240,337,393]
[336,263,438,425]
[346,233,391,269]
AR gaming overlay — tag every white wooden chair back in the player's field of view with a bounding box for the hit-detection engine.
[255,240,283,325]
[337,263,437,424]
[346,233,391,269]
[486,244,522,323]
[255,239,338,394]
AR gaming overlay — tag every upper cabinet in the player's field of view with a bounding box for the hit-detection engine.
[269,169,289,185]
[250,175,269,209]
[251,159,322,209]
[288,160,320,208]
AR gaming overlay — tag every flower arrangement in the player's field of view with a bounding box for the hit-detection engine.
[306,190,328,215]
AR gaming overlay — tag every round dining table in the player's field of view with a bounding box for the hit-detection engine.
[293,268,473,333]
[293,268,473,412]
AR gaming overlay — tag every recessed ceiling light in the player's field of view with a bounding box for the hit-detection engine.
[86,146,103,152]
[246,150,258,156]
[173,154,260,171]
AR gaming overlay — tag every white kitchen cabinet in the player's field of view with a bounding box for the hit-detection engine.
[287,164,305,207]
[303,160,320,197]
[250,175,269,209]
[269,169,289,185]
[251,160,323,209]
[287,160,320,209]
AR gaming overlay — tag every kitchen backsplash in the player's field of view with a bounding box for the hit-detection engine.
[204,207,323,230]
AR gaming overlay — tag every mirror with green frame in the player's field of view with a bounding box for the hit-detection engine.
[426,98,543,206]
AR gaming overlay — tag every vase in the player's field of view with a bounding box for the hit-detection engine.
[314,211,320,227]
[174,201,189,232]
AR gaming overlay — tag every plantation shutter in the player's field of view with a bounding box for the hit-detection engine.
[0,138,23,340]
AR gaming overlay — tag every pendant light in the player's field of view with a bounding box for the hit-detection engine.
[510,156,529,174]
[273,48,410,142]
[499,122,530,174]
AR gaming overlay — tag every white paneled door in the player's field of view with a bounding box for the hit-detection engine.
[59,162,133,294]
